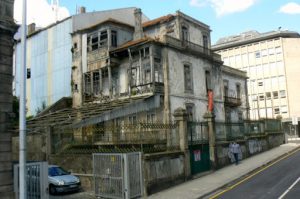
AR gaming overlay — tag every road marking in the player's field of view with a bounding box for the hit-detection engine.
[209,147,300,199]
[278,177,300,199]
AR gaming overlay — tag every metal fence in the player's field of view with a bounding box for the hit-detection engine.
[52,122,179,154]
[187,121,208,144]
[93,152,143,199]
[14,162,49,199]
[215,119,282,141]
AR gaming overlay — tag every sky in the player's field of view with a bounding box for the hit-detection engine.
[14,0,300,44]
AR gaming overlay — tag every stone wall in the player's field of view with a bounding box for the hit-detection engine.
[143,151,185,195]
[216,133,284,168]
[0,0,18,197]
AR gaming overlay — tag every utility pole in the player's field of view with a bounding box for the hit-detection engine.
[19,0,27,198]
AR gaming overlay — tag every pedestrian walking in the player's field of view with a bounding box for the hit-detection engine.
[231,142,241,165]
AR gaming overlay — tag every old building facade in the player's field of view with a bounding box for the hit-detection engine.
[69,9,249,126]
[213,30,300,135]
[0,0,18,198]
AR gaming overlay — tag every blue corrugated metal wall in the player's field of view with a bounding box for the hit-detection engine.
[15,19,72,115]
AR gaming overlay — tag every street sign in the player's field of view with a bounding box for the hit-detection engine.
[292,117,298,125]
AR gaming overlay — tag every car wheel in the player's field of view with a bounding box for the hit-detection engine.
[49,185,56,195]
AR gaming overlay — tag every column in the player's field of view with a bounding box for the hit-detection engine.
[203,112,217,169]
[173,108,191,178]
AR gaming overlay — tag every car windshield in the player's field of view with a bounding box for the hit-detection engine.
[48,167,69,177]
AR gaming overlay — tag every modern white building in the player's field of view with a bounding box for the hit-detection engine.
[212,30,300,135]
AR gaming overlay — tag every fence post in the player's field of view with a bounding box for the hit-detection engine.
[173,108,190,178]
[203,112,217,169]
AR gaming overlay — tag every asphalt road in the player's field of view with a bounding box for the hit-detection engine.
[211,149,300,199]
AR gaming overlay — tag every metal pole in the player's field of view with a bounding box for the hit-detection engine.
[19,0,27,198]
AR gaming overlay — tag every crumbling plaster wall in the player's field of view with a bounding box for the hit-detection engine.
[167,49,225,121]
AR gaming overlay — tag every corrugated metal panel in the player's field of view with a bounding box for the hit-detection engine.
[15,18,72,115]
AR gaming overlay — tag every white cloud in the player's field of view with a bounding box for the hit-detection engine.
[279,2,300,14]
[14,0,70,27]
[189,0,257,17]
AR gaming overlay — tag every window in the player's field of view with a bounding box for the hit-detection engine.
[186,104,194,121]
[84,73,91,94]
[273,91,278,99]
[224,80,229,97]
[280,90,286,98]
[255,51,261,58]
[258,81,263,86]
[111,30,117,47]
[236,84,241,99]
[261,49,268,57]
[259,94,264,101]
[128,115,137,124]
[131,68,137,86]
[275,46,282,54]
[205,70,211,94]
[268,48,274,55]
[252,95,257,101]
[181,26,189,42]
[147,113,156,123]
[266,92,271,100]
[203,35,208,49]
[281,106,288,114]
[87,30,108,51]
[93,72,100,94]
[184,64,193,92]
[274,107,280,114]
[26,68,31,79]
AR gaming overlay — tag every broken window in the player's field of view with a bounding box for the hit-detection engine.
[154,58,163,83]
[131,68,137,86]
[184,64,193,93]
[87,30,108,51]
[93,72,100,95]
[111,30,117,47]
[84,73,91,94]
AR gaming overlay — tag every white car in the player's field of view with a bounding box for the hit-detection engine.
[48,165,81,195]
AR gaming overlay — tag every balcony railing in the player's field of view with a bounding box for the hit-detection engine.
[224,96,242,107]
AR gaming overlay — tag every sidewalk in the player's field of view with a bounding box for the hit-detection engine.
[148,143,300,199]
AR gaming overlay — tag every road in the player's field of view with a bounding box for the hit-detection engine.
[210,149,300,199]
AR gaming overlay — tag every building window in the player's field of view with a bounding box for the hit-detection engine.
[268,48,274,55]
[266,92,271,100]
[281,106,288,114]
[203,35,208,48]
[181,25,189,42]
[93,72,100,95]
[205,70,211,94]
[258,81,263,86]
[184,64,193,93]
[275,46,282,54]
[147,113,156,123]
[84,73,91,94]
[255,51,261,58]
[87,30,108,51]
[273,91,278,99]
[111,30,117,47]
[280,90,286,98]
[261,49,268,57]
[129,115,137,124]
[259,94,264,101]
[224,80,229,97]
[236,84,241,99]
[274,107,280,114]
[26,68,31,79]
[186,104,194,121]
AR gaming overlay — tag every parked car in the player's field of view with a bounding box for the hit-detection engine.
[48,165,81,195]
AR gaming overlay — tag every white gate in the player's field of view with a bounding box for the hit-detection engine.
[14,162,49,199]
[93,152,143,199]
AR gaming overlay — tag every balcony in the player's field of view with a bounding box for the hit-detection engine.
[162,35,222,62]
[224,96,242,107]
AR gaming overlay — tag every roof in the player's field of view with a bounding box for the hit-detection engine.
[111,36,161,52]
[212,30,300,51]
[26,95,154,133]
[73,18,134,33]
[142,14,175,28]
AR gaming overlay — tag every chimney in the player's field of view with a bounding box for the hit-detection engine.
[134,8,144,40]
[27,23,36,35]
[79,6,86,14]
